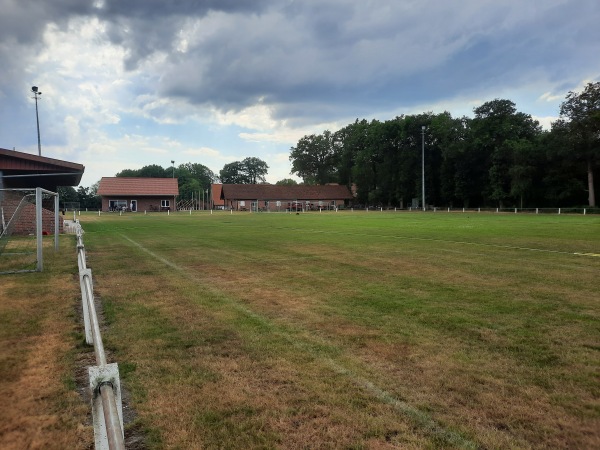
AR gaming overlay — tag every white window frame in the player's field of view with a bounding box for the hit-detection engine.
[109,199,127,210]
[161,199,170,208]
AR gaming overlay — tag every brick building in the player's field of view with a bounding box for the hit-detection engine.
[97,177,179,212]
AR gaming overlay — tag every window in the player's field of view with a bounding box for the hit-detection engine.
[109,200,127,211]
[161,200,170,208]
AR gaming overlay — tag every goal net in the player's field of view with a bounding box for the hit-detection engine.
[0,188,60,274]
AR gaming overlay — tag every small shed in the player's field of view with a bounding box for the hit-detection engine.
[97,177,179,212]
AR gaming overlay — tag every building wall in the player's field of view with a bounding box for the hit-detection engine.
[225,198,345,211]
[1,192,63,235]
[101,196,176,212]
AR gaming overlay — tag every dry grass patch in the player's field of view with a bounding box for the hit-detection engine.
[78,212,600,449]
[0,267,91,450]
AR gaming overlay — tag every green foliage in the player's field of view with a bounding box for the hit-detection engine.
[559,81,600,206]
[219,157,269,184]
[289,130,340,184]
[275,178,299,185]
[289,94,592,208]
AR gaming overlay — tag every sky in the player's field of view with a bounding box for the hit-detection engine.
[0,0,599,188]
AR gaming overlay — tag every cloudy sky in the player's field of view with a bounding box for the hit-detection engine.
[1,0,598,188]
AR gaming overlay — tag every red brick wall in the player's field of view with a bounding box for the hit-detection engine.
[1,193,63,235]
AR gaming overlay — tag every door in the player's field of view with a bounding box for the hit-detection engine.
[130,200,137,212]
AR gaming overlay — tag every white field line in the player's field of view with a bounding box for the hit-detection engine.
[121,234,479,449]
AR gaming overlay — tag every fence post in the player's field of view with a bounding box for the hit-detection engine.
[78,267,93,344]
[89,364,124,450]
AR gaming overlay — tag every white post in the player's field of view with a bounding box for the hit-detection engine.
[463,208,465,213]
[584,208,586,215]
[515,208,518,214]
[478,207,480,213]
[36,188,43,271]
[536,208,538,214]
[448,207,450,212]
[168,210,170,216]
[496,208,499,213]
[54,194,59,251]
[98,210,101,216]
[558,208,561,215]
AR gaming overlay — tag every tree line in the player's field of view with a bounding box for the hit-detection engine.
[60,82,598,209]
[289,83,599,208]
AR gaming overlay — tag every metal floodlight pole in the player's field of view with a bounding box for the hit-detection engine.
[31,86,42,156]
[171,160,175,178]
[421,125,426,211]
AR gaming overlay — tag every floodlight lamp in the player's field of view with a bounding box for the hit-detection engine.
[32,86,38,92]
[421,125,426,131]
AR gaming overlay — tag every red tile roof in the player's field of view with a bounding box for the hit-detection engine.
[211,184,224,206]
[97,177,179,196]
[220,184,353,201]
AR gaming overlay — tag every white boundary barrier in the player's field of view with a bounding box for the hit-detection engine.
[75,222,125,450]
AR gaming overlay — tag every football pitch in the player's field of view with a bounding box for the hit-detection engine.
[77,211,600,448]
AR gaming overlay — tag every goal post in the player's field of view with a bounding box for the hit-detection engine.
[0,187,60,273]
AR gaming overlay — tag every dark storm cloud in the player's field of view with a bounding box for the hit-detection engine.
[94,0,274,69]
[157,0,599,120]
[1,0,599,129]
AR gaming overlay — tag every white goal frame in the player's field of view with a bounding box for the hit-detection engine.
[0,187,59,273]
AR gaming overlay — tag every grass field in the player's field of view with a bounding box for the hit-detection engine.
[2,210,599,449]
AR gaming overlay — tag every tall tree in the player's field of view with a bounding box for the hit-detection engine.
[243,157,269,184]
[289,130,339,184]
[219,157,269,184]
[559,82,600,206]
[471,99,541,207]
[177,163,216,199]
[220,161,249,184]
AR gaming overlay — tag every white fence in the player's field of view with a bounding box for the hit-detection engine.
[75,222,125,450]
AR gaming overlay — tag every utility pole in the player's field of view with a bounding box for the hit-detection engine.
[31,86,42,156]
[421,125,426,211]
